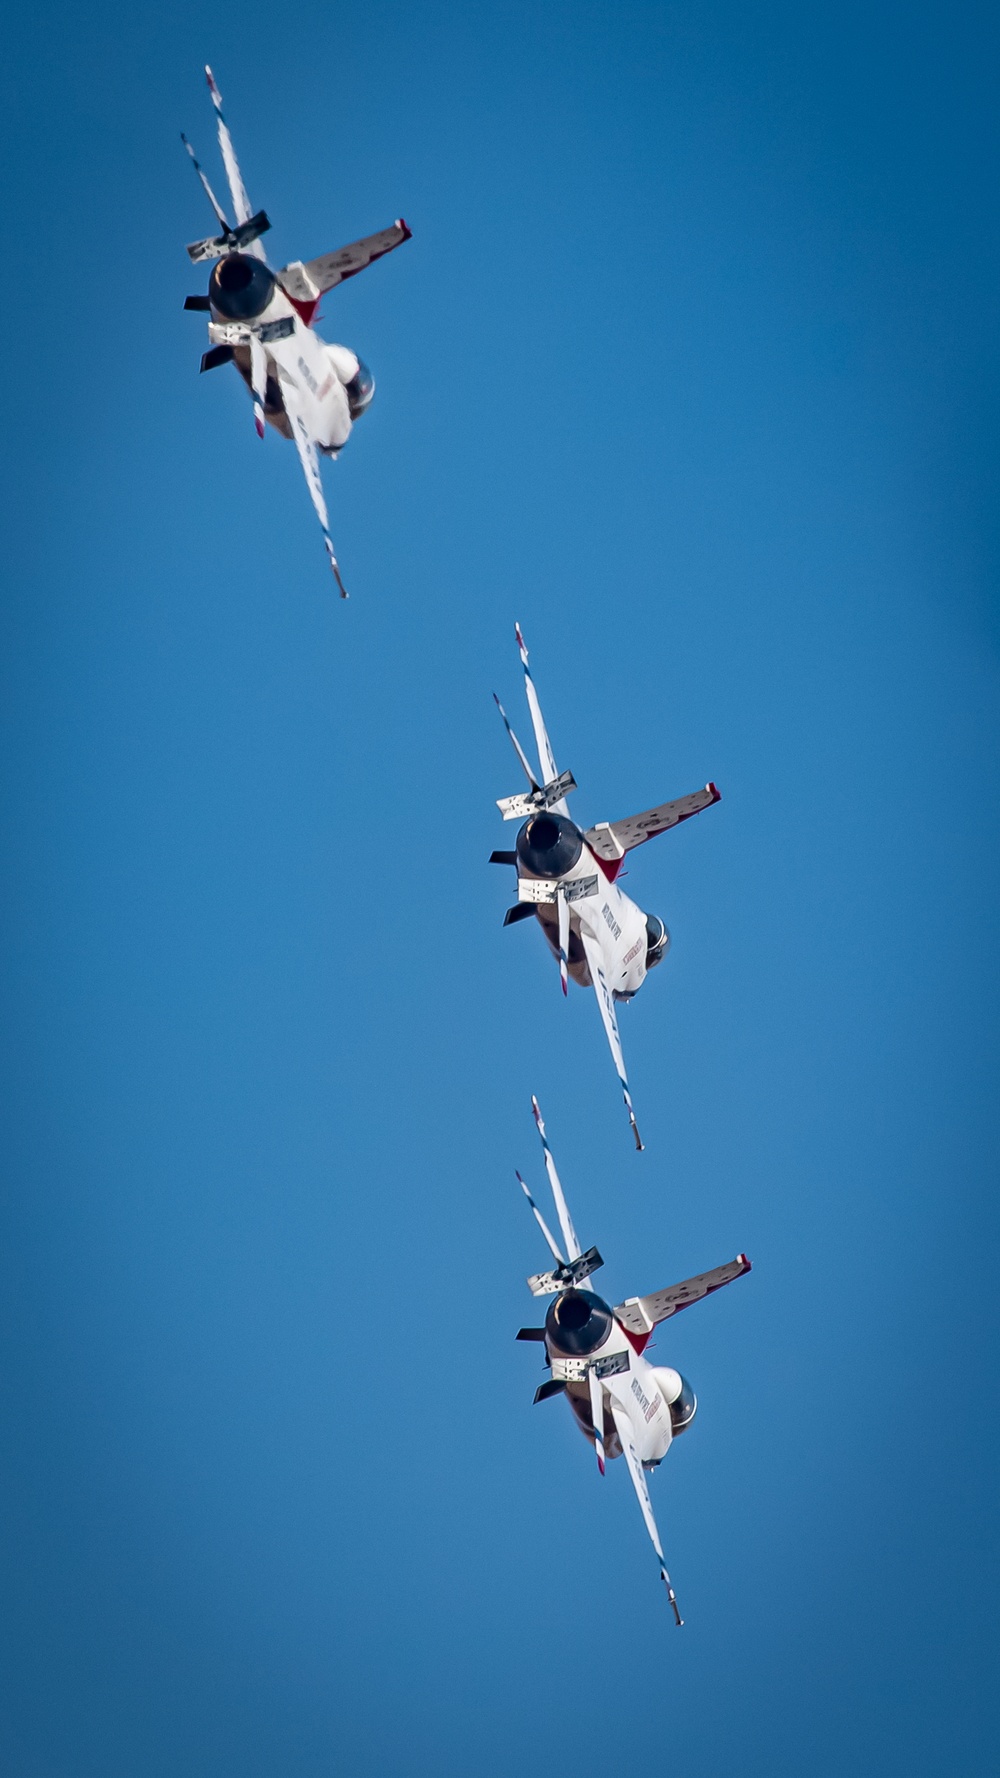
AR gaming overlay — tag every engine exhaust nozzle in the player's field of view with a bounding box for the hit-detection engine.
[544,1288,613,1357]
[516,811,582,879]
[209,253,276,321]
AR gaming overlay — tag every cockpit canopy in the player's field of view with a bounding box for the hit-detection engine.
[345,358,375,419]
[645,913,670,969]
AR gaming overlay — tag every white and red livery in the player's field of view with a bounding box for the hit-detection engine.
[517,1098,751,1620]
[493,627,721,1148]
[181,66,411,593]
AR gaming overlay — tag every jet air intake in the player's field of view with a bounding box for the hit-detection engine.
[544,1288,613,1357]
[209,253,276,321]
[515,811,582,879]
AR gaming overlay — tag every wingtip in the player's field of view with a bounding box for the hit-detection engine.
[662,1571,684,1625]
[708,781,722,803]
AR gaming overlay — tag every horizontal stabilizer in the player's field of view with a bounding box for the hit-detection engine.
[516,1327,547,1342]
[201,344,234,372]
[586,783,721,866]
[503,902,537,926]
[527,1244,603,1298]
[497,769,576,822]
[278,220,412,305]
[184,294,212,311]
[614,1254,751,1338]
[186,208,272,264]
[534,1378,567,1405]
[490,850,517,866]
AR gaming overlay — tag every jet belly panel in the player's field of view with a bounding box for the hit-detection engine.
[271,326,351,451]
[579,879,649,999]
[608,1356,673,1465]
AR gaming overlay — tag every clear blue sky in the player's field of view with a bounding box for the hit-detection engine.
[1,2,998,1773]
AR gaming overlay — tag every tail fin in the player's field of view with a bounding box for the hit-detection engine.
[203,66,267,260]
[530,1097,583,1260]
[515,625,570,816]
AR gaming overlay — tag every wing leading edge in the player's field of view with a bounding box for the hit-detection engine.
[614,1255,752,1339]
[279,221,412,312]
[585,783,720,870]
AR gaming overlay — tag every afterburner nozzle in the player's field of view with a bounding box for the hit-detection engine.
[209,253,276,321]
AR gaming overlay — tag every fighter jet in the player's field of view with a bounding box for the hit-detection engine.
[516,1098,751,1620]
[181,66,411,593]
[492,627,720,1148]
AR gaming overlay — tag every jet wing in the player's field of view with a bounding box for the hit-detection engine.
[577,920,643,1152]
[279,374,349,596]
[608,1395,683,1623]
[614,1255,751,1337]
[585,783,720,864]
[278,221,412,304]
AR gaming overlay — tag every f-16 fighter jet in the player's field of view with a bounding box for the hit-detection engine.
[492,627,720,1149]
[516,1099,751,1620]
[181,67,411,594]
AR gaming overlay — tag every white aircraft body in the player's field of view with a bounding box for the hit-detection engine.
[493,628,721,1148]
[516,1099,751,1620]
[181,67,411,593]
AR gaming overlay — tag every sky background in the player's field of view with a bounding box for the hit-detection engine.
[1,2,998,1773]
